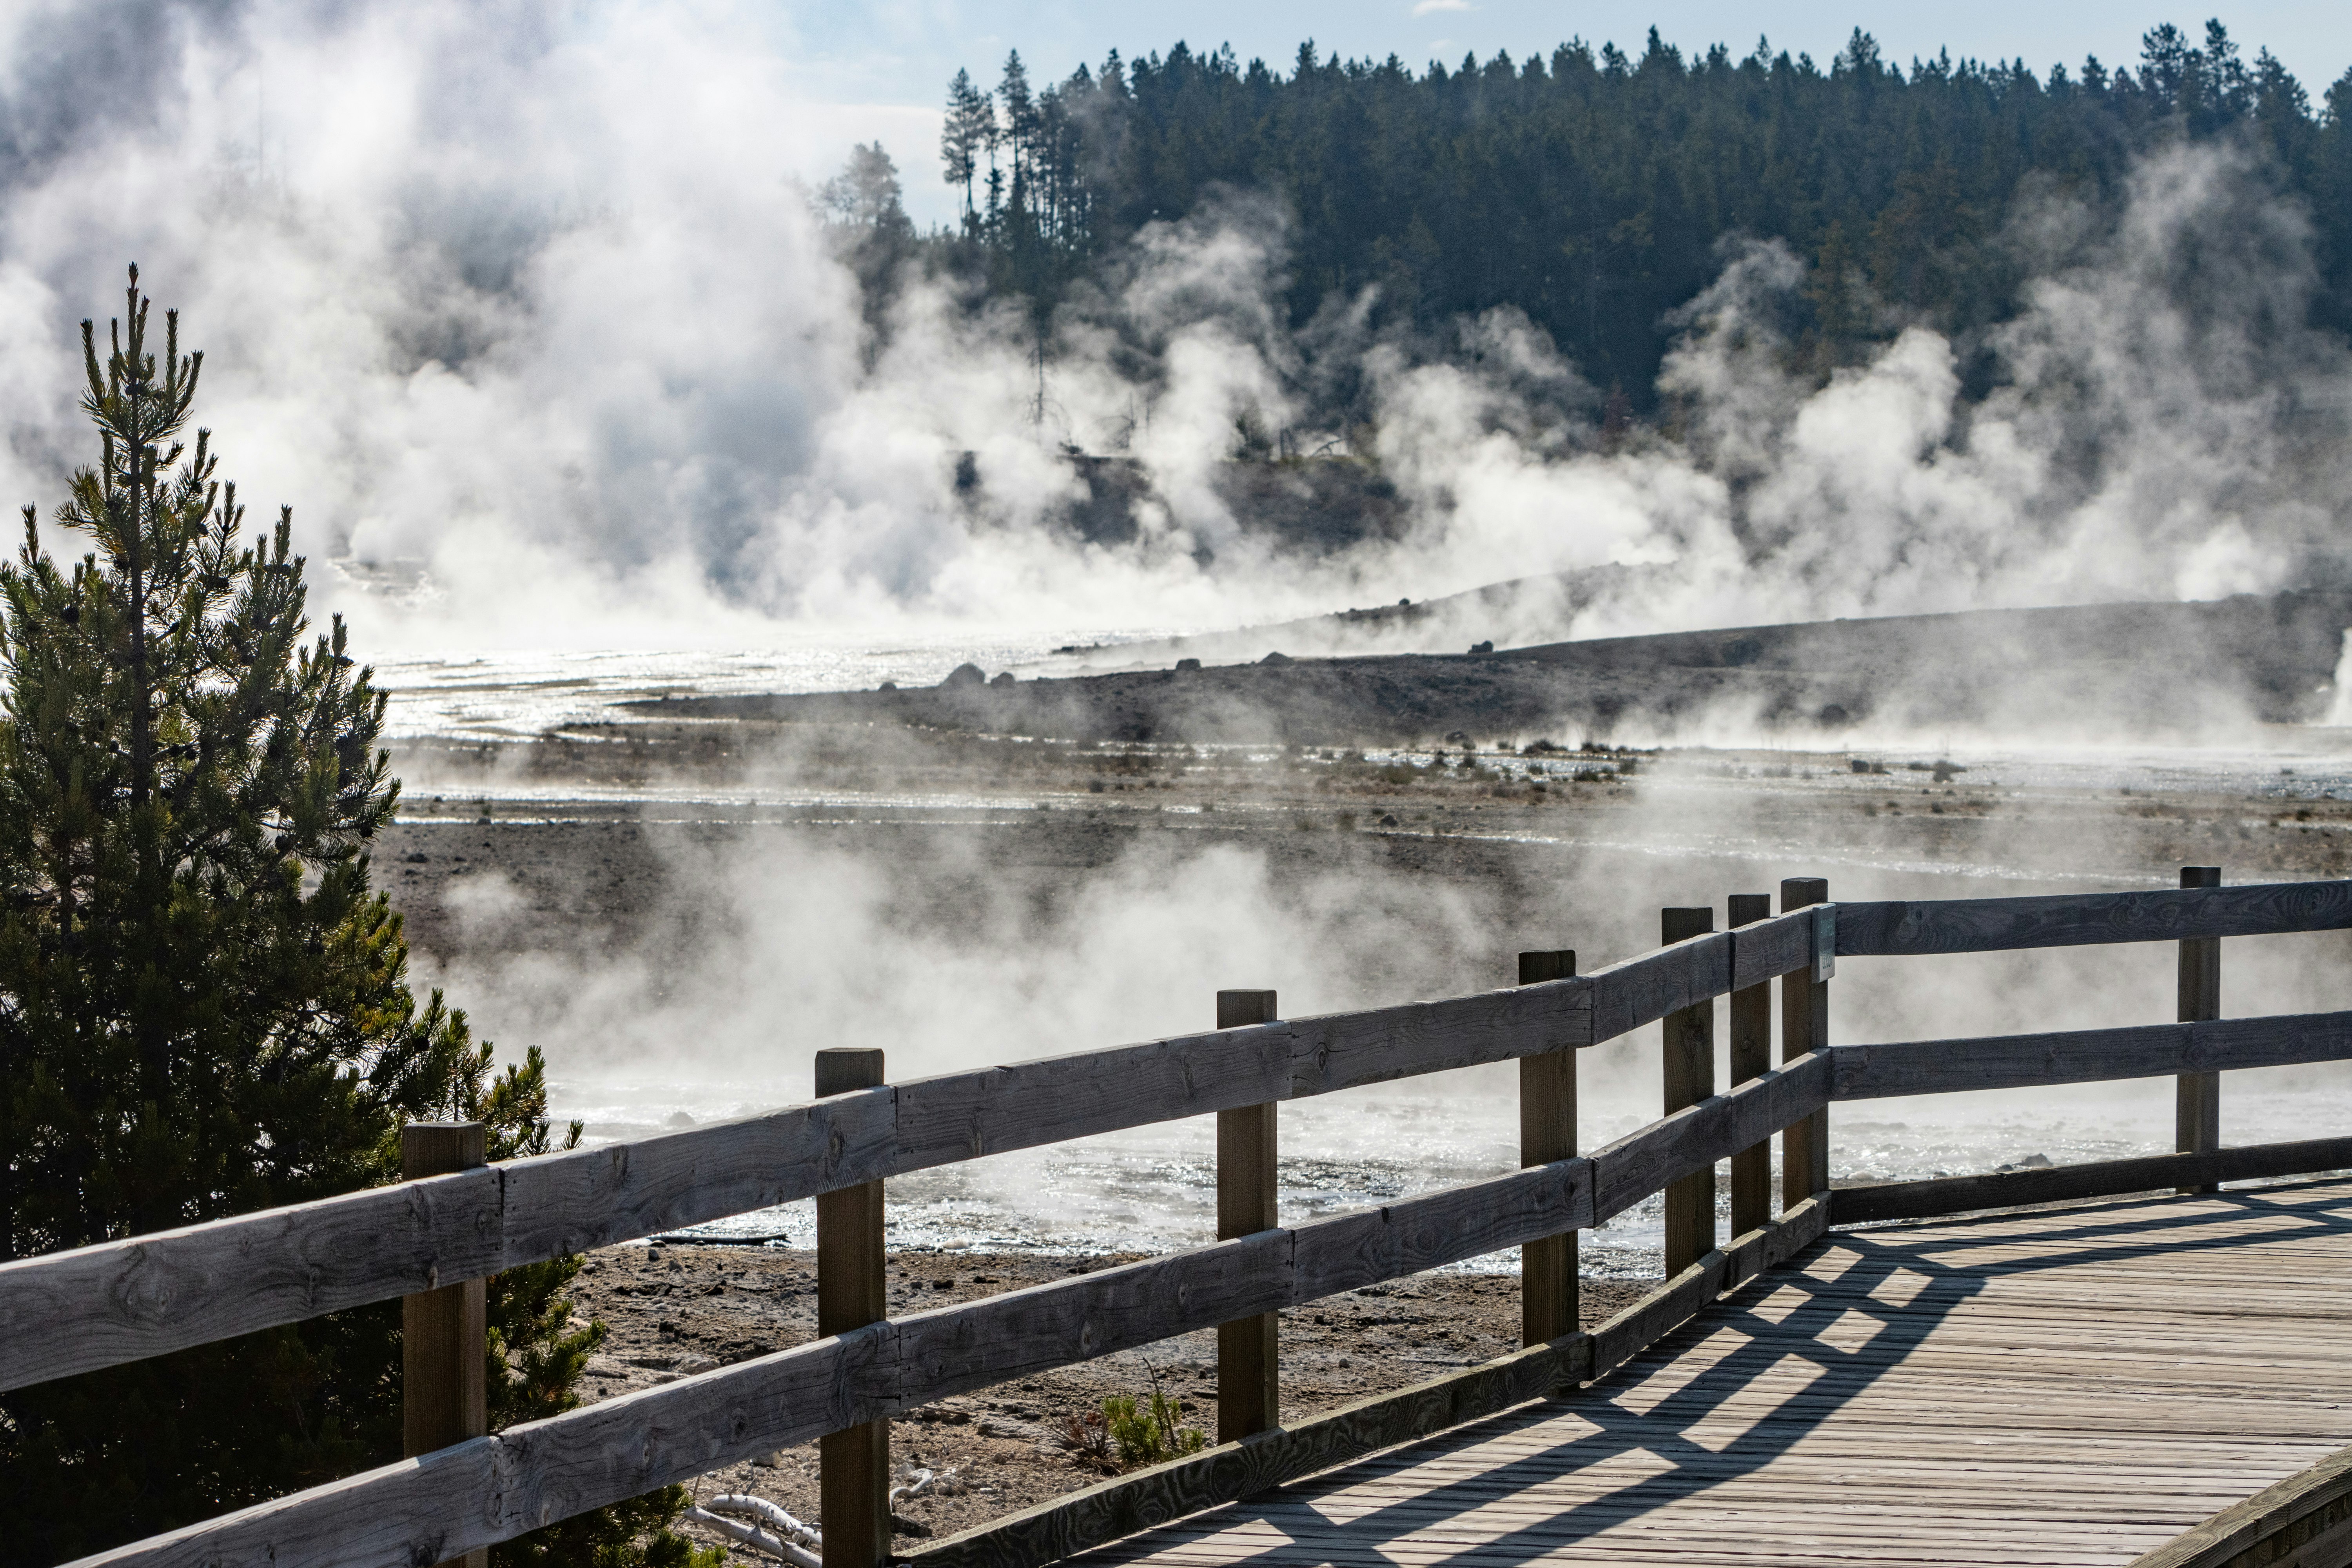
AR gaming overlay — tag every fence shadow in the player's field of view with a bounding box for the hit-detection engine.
[1077,1181,2352,1568]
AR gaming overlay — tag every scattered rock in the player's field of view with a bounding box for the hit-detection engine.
[975,1415,1063,1445]
[1260,651,1293,666]
[1378,813,1399,827]
[941,663,985,688]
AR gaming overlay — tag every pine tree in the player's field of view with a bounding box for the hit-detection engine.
[0,269,711,1567]
[941,68,987,221]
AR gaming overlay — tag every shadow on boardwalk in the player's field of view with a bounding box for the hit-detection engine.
[1075,1182,2352,1568]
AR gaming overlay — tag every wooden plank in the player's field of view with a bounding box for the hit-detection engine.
[2270,1508,2352,1568]
[894,1029,1287,1171]
[1284,978,1597,1096]
[1830,1012,2352,1099]
[895,1232,1293,1405]
[1289,1159,1593,1296]
[30,875,2349,1405]
[2180,867,2224,1197]
[1215,989,1280,1445]
[1832,1138,2352,1224]
[1835,877,2352,957]
[1585,931,1731,1045]
[1590,1194,1829,1377]
[512,968,1593,1266]
[67,1435,510,1568]
[1591,1053,1831,1227]
[499,1087,898,1264]
[2131,1443,2352,1568]
[1661,907,1717,1277]
[0,976,1598,1389]
[1517,949,1577,1346]
[817,1049,890,1568]
[908,1197,1832,1568]
[81,1143,2352,1568]
[894,979,1599,1172]
[896,1154,1595,1408]
[1727,895,1774,1238]
[494,1325,886,1559]
[909,1332,1597,1568]
[0,1166,503,1393]
[401,1123,489,1568]
[73,1149,1615,1568]
[1781,877,1830,1209]
[1728,908,1816,990]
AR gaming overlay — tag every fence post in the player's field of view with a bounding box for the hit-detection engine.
[1727,894,1774,1234]
[2178,866,2223,1195]
[1780,877,1831,1205]
[403,1121,489,1568]
[817,1047,890,1568]
[1518,950,1577,1344]
[1661,908,1715,1275]
[1216,988,1280,1441]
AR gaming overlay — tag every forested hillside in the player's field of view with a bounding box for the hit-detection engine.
[921,22,2351,401]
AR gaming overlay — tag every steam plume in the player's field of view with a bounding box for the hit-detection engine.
[0,3,2345,660]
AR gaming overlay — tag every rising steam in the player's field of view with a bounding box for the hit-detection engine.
[0,1,2345,661]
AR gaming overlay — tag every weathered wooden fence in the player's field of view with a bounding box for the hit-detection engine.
[7,869,2352,1568]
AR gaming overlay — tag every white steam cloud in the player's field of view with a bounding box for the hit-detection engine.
[0,0,2345,662]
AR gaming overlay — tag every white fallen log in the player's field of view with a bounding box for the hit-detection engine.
[683,1505,821,1568]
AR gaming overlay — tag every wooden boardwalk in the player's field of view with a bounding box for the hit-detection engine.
[1071,1180,2352,1568]
[38,875,2352,1568]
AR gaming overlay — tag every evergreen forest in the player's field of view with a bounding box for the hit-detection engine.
[914,20,2352,402]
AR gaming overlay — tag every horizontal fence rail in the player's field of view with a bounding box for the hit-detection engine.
[80,1015,2352,1568]
[1830,1011,2352,1098]
[11,878,2349,1390]
[1835,879,2352,956]
[0,912,1824,1393]
[21,873,2352,1568]
[73,1055,1841,1568]
[910,1193,1835,1568]
[1835,1136,2352,1224]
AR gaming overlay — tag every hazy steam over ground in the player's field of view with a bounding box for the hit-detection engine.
[17,2,2352,1260]
[2,0,2348,662]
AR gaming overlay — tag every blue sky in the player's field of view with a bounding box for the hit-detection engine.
[763,2,2348,227]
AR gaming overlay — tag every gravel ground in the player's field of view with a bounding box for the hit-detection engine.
[564,1241,1648,1550]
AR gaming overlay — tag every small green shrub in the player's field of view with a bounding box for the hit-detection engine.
[1101,1388,1208,1470]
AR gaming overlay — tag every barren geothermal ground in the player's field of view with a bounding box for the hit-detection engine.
[375,687,2352,1553]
